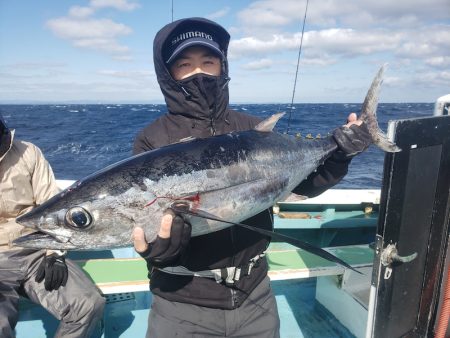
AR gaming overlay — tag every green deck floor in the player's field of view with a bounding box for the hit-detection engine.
[76,244,374,287]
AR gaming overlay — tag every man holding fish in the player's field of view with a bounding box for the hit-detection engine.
[132,17,373,338]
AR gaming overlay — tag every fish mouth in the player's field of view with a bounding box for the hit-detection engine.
[12,231,77,250]
[15,213,40,230]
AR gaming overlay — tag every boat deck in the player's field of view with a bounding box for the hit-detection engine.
[16,244,374,337]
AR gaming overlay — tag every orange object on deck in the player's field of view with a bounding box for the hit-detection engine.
[435,267,450,338]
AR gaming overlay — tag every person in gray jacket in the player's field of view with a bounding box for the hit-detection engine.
[0,114,105,338]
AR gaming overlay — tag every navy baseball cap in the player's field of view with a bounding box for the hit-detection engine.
[164,26,225,64]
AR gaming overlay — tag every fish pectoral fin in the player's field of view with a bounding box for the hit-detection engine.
[279,193,308,203]
[171,206,362,274]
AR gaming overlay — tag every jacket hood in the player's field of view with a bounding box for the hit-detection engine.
[153,17,231,121]
[0,129,14,162]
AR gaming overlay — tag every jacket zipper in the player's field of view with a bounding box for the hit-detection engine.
[210,117,216,135]
[209,106,216,136]
[229,224,236,308]
[230,288,236,308]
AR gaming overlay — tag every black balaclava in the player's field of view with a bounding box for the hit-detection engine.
[153,18,231,122]
[0,113,11,158]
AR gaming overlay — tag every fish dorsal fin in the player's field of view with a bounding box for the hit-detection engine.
[254,112,285,132]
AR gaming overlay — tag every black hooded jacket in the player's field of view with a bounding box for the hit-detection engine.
[133,17,351,309]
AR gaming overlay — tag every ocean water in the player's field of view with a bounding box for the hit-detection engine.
[0,103,433,188]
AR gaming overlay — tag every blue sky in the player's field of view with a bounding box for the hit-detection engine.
[0,0,449,103]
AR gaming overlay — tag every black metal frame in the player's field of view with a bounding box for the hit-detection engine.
[371,115,450,337]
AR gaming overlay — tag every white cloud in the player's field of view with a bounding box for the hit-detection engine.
[232,0,450,78]
[73,38,130,54]
[112,55,133,61]
[46,17,132,56]
[425,56,450,67]
[230,29,400,58]
[90,0,140,11]
[237,0,300,30]
[0,76,161,102]
[237,0,450,32]
[394,26,450,59]
[305,29,401,56]
[97,70,153,78]
[46,0,139,60]
[0,62,159,102]
[441,71,450,81]
[300,57,336,66]
[0,62,68,80]
[68,6,95,18]
[230,35,295,57]
[47,18,131,40]
[241,58,273,70]
[207,7,230,20]
[423,70,450,81]
[5,62,67,70]
[384,76,402,85]
[413,70,450,87]
[230,24,450,75]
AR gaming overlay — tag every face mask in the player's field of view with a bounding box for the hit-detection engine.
[178,73,226,108]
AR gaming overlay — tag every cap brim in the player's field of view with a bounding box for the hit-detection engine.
[166,39,224,64]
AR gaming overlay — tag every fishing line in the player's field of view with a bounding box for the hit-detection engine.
[171,0,174,22]
[286,0,309,135]
[171,204,362,274]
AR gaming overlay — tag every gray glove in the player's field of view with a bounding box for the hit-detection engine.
[332,122,372,157]
[35,252,68,291]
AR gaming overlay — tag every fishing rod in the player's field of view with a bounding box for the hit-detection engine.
[286,0,309,135]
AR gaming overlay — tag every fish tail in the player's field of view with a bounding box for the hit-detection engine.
[360,64,401,153]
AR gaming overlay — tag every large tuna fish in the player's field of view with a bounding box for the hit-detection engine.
[14,65,399,258]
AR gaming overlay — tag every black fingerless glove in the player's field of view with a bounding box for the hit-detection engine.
[35,252,69,291]
[332,122,372,158]
[139,215,192,268]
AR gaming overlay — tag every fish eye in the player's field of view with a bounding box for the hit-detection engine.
[65,207,92,229]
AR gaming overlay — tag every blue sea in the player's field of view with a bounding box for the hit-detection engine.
[0,103,433,188]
